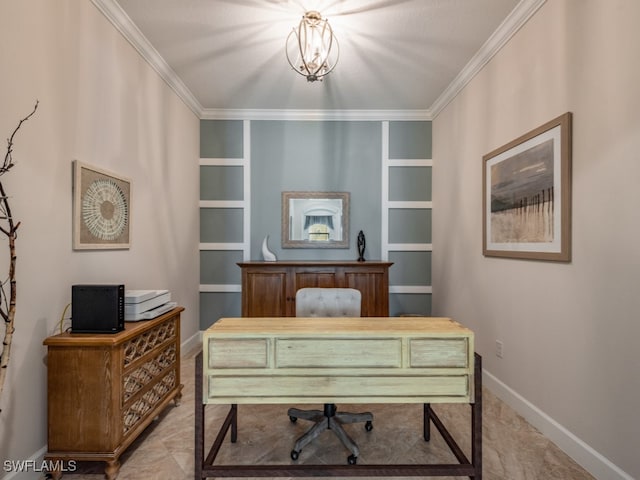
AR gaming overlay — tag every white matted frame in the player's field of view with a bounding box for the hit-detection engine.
[483,112,572,261]
[73,160,131,250]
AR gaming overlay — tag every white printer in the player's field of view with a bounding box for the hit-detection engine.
[124,289,176,321]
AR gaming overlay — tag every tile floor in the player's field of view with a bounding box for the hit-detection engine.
[60,349,595,480]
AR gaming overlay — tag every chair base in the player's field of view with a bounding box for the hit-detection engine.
[288,404,373,464]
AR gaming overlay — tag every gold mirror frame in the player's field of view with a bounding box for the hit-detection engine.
[281,191,349,248]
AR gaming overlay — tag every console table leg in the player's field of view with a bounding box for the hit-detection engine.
[104,459,120,480]
[423,403,431,441]
[48,467,62,480]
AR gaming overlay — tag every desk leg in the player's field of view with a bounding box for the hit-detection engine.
[231,404,238,443]
[423,403,431,441]
[195,352,204,480]
[472,353,483,480]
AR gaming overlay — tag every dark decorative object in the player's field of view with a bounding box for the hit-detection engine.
[357,230,366,262]
[0,100,38,412]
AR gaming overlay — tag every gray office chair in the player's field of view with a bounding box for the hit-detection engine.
[287,288,373,465]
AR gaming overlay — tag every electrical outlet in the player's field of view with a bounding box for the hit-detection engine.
[496,340,504,358]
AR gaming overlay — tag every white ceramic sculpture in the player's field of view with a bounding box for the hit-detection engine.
[261,235,277,262]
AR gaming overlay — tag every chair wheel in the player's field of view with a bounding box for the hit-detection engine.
[291,450,300,460]
[348,454,357,465]
[365,420,373,431]
[289,415,297,423]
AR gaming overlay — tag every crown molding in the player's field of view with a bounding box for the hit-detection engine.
[200,109,432,121]
[92,0,545,122]
[90,0,203,117]
[430,0,547,118]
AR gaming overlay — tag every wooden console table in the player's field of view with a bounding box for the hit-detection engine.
[238,261,392,317]
[43,307,184,480]
[196,316,482,479]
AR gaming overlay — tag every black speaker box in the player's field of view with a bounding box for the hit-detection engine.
[71,284,125,333]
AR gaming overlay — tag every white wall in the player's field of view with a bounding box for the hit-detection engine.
[0,0,200,473]
[432,1,640,478]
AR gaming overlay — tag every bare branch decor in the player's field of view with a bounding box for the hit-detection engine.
[0,100,38,412]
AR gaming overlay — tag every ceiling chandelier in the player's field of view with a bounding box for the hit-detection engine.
[286,11,339,82]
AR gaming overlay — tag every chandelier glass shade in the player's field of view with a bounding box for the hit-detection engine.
[286,11,339,82]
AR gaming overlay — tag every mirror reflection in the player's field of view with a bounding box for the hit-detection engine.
[282,192,349,248]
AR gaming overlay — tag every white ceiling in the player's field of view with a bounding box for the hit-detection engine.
[95,0,544,119]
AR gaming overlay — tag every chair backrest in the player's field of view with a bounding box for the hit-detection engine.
[295,288,361,317]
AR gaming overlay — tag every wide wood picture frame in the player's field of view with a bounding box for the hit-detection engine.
[483,112,572,261]
[73,160,131,250]
[282,191,349,249]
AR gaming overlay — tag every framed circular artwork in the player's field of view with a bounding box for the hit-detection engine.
[73,160,131,250]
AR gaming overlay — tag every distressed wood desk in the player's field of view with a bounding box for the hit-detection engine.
[196,316,481,479]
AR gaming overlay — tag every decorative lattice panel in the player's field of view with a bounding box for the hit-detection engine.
[123,344,177,402]
[123,319,176,367]
[122,370,176,434]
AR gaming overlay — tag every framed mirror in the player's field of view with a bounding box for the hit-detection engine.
[282,191,350,248]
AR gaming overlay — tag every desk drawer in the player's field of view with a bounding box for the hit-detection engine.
[208,338,268,368]
[275,338,401,368]
[207,374,468,400]
[409,338,469,367]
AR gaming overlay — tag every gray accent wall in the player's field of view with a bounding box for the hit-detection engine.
[201,120,244,158]
[250,121,382,261]
[200,208,244,243]
[199,119,432,328]
[389,167,432,201]
[389,121,432,158]
[385,121,433,316]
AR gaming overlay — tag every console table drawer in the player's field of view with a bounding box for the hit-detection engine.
[123,343,178,401]
[123,317,177,367]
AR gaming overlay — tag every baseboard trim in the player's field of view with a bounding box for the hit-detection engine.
[1,445,47,480]
[483,369,633,480]
[181,329,202,355]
